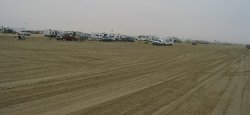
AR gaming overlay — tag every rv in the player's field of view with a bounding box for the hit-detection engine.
[102,33,116,41]
[137,35,158,41]
[114,34,124,41]
[79,33,91,41]
[91,33,104,40]
[44,29,61,38]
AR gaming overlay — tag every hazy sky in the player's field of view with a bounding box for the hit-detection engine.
[1,0,250,43]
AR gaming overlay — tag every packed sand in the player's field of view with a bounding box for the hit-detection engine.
[0,34,249,115]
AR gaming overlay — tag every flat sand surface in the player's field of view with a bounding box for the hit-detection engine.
[0,34,249,115]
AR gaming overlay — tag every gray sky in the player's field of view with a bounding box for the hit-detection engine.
[1,0,250,43]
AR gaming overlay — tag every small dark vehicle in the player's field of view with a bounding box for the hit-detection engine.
[121,36,135,42]
[62,33,78,41]
[246,45,250,49]
[192,41,198,45]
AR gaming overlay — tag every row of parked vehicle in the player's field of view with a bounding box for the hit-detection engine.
[44,30,136,42]
[43,30,177,46]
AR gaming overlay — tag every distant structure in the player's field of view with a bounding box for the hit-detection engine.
[0,26,3,32]
[14,28,26,33]
[0,26,15,33]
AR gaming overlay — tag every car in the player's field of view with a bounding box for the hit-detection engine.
[121,36,135,42]
[152,37,174,46]
[152,39,166,46]
[62,33,78,41]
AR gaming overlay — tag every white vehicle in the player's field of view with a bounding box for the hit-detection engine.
[152,37,174,46]
[90,33,104,39]
[102,33,116,41]
[114,34,124,40]
[137,35,158,41]
[44,29,61,38]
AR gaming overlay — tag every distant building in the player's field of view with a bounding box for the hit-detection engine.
[13,28,25,33]
[1,26,15,33]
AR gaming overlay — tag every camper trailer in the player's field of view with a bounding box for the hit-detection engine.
[137,35,157,41]
[79,33,91,41]
[90,33,104,40]
[114,34,124,41]
[44,29,61,38]
[102,33,116,41]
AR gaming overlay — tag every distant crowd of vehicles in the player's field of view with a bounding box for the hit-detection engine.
[44,29,136,42]
[43,29,177,46]
[1,26,249,48]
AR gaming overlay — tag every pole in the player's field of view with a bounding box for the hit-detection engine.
[25,22,27,35]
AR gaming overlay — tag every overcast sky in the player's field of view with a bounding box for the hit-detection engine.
[0,0,249,43]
